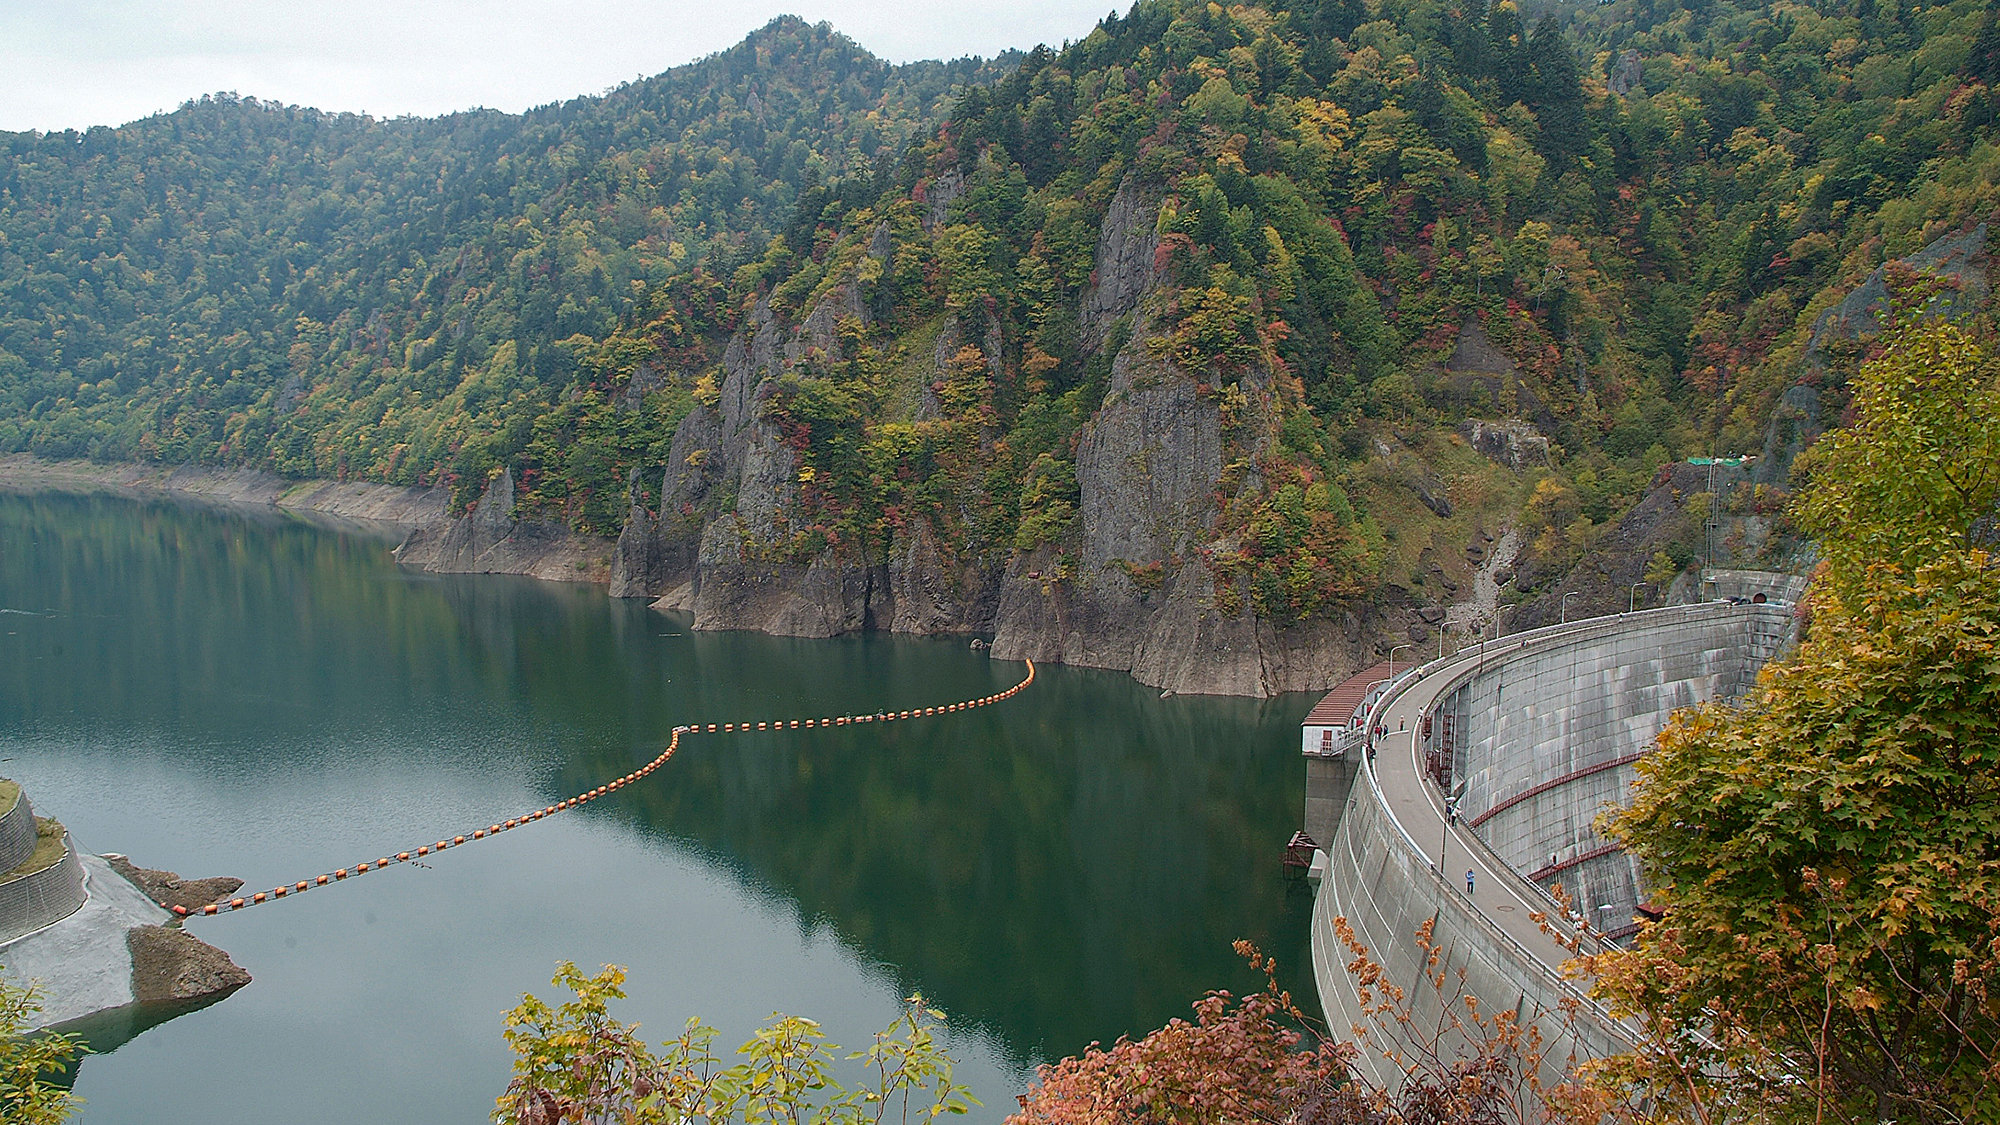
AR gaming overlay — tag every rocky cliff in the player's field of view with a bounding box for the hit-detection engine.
[607,176,1424,697]
[395,466,617,583]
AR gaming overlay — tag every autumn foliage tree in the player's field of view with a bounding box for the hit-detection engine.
[0,970,82,1125]
[1581,318,2000,1122]
[1009,938,1590,1125]
[1006,942,1352,1125]
[494,962,977,1125]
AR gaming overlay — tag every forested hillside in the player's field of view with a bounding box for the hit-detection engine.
[4,0,1997,691]
[0,18,1013,527]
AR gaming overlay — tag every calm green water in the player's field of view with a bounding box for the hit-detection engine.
[0,489,1315,1123]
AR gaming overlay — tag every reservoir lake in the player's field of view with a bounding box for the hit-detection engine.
[0,488,1315,1123]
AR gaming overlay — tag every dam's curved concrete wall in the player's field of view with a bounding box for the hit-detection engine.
[1437,604,1793,932]
[0,791,37,874]
[1312,759,1630,1079]
[0,837,89,943]
[1311,600,1795,1088]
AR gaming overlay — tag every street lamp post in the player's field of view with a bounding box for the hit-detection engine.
[1560,591,1581,624]
[1628,581,1647,614]
[1389,643,1412,678]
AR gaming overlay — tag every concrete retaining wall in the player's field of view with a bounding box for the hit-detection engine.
[0,837,89,943]
[0,851,175,1029]
[0,791,36,874]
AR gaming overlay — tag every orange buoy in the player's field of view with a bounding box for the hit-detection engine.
[472,830,485,839]
[297,881,309,891]
[357,863,370,873]
[316,875,330,886]
[231,898,246,908]
[455,836,467,844]
[335,869,348,879]
[204,904,219,915]
[398,852,411,861]
[253,892,267,902]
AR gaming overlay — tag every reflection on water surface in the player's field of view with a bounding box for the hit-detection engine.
[0,489,1314,1123]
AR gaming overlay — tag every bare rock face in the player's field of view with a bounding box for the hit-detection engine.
[1807,224,1990,356]
[888,523,985,634]
[1082,174,1163,348]
[608,172,1401,696]
[1460,419,1551,470]
[1606,49,1643,97]
[1444,317,1516,376]
[1754,383,1823,486]
[921,168,965,231]
[396,467,614,583]
[128,924,251,1004]
[1126,562,1265,696]
[105,855,243,913]
[992,304,1231,686]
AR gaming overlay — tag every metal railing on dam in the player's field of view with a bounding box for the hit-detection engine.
[1308,599,1796,1088]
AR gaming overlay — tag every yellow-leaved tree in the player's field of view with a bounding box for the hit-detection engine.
[1577,314,2000,1122]
[1,970,83,1124]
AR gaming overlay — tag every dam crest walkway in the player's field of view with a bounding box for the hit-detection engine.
[1303,597,1797,1085]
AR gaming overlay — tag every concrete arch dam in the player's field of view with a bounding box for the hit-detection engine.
[1300,599,1796,1086]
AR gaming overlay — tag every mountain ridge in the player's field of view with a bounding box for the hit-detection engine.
[5,0,1998,694]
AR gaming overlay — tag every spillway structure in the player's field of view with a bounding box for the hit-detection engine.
[1300,582,1800,1087]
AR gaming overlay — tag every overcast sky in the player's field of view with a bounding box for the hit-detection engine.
[0,0,1116,133]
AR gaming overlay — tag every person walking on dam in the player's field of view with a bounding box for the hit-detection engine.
[1466,869,1476,895]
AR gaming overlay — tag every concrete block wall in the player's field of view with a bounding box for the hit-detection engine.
[0,837,89,943]
[0,791,36,874]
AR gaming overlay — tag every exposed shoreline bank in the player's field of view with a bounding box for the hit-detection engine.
[0,454,618,585]
[0,453,1434,699]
